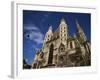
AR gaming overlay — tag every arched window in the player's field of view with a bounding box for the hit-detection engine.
[69,41,75,49]
[59,43,65,52]
[48,44,54,64]
[40,53,44,59]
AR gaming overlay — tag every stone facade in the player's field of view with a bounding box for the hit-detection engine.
[32,18,91,69]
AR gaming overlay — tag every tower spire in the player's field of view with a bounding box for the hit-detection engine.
[58,18,68,45]
[60,18,66,24]
[76,20,83,33]
[49,25,52,31]
[43,25,53,44]
[76,19,87,42]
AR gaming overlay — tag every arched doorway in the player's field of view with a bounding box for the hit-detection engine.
[48,44,54,64]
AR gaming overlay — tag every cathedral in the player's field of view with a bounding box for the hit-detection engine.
[32,18,91,69]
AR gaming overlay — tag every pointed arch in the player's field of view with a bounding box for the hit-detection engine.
[48,43,54,64]
[59,43,65,52]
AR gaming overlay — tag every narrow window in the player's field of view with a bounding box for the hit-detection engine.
[70,41,73,49]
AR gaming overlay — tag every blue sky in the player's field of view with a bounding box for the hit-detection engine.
[23,10,91,65]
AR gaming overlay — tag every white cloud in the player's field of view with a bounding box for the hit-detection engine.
[24,25,40,31]
[24,26,44,45]
[33,32,44,44]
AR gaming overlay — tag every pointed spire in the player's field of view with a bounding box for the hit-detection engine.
[46,25,53,33]
[61,18,65,22]
[76,19,82,32]
[46,25,53,37]
[60,18,66,24]
[76,19,87,42]
[47,25,53,34]
[49,25,52,31]
[59,18,67,29]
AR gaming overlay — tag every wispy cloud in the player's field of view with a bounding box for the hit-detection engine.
[24,25,44,45]
[24,25,40,31]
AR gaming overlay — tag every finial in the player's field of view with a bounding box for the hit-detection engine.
[61,18,65,22]
[60,18,67,25]
[49,25,52,30]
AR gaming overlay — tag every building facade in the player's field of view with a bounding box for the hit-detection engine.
[32,18,91,69]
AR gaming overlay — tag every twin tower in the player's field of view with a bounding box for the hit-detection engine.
[32,18,90,68]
